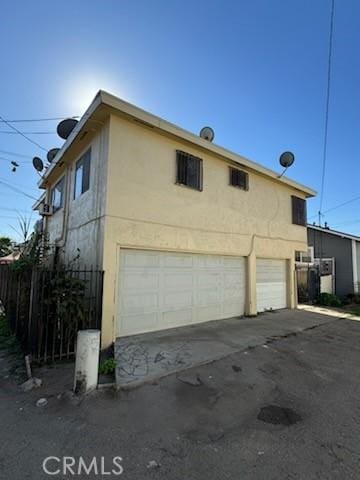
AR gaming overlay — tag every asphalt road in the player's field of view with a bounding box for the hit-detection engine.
[1,314,360,479]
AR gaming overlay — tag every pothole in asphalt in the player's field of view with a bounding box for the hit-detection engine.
[257,405,302,426]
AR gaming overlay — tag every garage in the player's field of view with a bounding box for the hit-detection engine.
[256,259,287,312]
[117,249,246,337]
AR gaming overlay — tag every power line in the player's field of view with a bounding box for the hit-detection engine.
[0,215,22,220]
[0,130,55,135]
[309,192,360,226]
[0,177,38,193]
[309,194,360,221]
[0,207,33,213]
[0,114,47,152]
[0,149,32,159]
[0,156,31,164]
[322,194,360,216]
[332,219,360,228]
[318,0,335,223]
[0,179,37,201]
[0,116,79,123]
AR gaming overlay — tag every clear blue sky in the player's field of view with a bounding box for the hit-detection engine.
[1,0,359,241]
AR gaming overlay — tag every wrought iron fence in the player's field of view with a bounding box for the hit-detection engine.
[0,266,104,363]
[296,264,320,304]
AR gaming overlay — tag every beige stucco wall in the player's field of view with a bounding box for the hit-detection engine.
[99,114,308,347]
[44,121,110,269]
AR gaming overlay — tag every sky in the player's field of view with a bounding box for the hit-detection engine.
[1,0,360,241]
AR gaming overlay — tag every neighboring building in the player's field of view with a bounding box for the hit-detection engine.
[33,91,316,348]
[307,224,360,298]
[0,251,20,265]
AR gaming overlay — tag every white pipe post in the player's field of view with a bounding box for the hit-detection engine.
[74,330,100,394]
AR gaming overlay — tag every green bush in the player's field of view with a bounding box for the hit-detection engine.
[0,315,21,355]
[99,358,116,376]
[317,292,342,307]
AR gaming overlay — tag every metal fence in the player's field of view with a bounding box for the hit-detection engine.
[296,264,320,304]
[0,266,104,363]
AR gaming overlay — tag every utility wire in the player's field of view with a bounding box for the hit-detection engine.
[0,130,55,135]
[0,177,38,193]
[0,149,32,159]
[0,156,31,164]
[0,114,47,152]
[0,179,37,201]
[332,219,360,228]
[0,215,22,220]
[0,116,79,123]
[323,194,360,215]
[309,193,360,221]
[0,206,33,213]
[318,0,335,223]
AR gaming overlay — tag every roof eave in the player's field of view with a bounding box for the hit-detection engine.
[37,90,103,189]
[308,224,360,241]
[38,89,317,198]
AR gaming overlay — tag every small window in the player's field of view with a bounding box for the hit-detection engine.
[74,149,91,199]
[51,177,64,212]
[229,167,249,190]
[292,196,307,226]
[176,150,203,191]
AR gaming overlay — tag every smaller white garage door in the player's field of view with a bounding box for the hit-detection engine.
[118,249,246,337]
[256,259,287,312]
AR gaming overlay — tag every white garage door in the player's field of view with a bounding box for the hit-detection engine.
[117,249,246,337]
[256,259,287,312]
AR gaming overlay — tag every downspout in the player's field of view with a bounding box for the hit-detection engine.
[352,240,359,294]
[55,166,71,248]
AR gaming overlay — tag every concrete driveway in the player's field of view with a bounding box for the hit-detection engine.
[2,308,360,479]
[115,308,334,387]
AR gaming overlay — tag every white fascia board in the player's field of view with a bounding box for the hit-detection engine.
[308,224,360,242]
[32,192,46,210]
[38,89,316,198]
[37,91,103,189]
[100,91,316,198]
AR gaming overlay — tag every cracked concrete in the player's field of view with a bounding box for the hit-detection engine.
[1,312,360,479]
[115,308,334,387]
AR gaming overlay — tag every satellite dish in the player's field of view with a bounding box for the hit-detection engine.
[57,118,78,140]
[32,156,44,172]
[279,151,295,168]
[47,148,60,163]
[200,126,215,142]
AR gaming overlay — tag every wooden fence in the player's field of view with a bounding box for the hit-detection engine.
[0,266,104,363]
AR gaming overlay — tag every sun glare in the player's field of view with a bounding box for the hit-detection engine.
[64,75,130,115]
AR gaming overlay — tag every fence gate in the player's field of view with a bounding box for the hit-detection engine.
[296,264,320,304]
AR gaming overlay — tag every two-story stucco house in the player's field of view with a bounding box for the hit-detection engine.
[34,91,316,349]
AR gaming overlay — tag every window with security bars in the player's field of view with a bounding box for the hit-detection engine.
[176,150,203,191]
[292,196,307,226]
[229,167,249,190]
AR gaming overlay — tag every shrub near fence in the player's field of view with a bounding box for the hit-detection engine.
[0,266,104,363]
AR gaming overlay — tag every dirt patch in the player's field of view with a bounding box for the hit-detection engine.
[257,405,302,426]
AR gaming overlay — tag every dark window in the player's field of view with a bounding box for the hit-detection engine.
[74,149,91,199]
[292,196,307,226]
[176,150,203,191]
[229,167,249,190]
[51,177,65,212]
